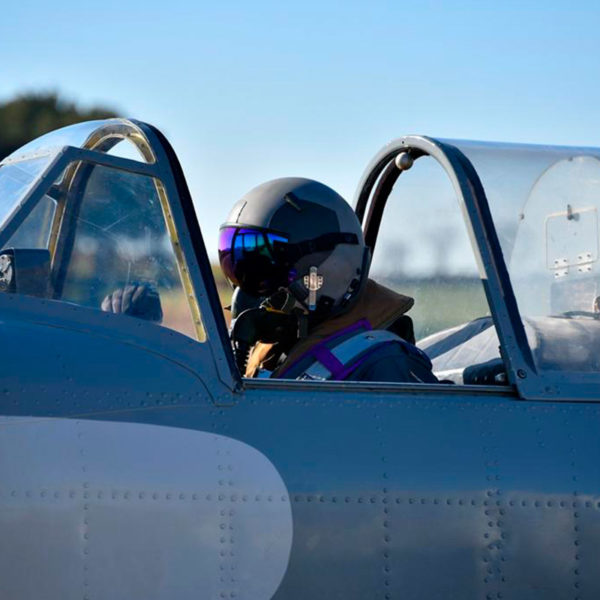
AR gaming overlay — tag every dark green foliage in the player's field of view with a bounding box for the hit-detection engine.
[0,92,117,160]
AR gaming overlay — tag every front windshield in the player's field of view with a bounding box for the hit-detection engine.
[0,120,204,342]
[450,140,600,373]
[0,156,54,224]
[4,120,138,161]
[2,119,154,165]
[56,162,199,338]
[0,158,203,339]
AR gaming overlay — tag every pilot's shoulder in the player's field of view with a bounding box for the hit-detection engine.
[347,329,437,383]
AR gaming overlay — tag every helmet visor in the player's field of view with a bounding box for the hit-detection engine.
[218,226,291,296]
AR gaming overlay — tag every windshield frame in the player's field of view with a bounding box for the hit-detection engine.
[355,135,600,402]
[0,147,156,249]
[0,119,239,393]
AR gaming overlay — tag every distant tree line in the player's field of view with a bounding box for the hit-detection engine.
[0,92,117,159]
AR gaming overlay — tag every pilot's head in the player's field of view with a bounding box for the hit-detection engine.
[218,178,369,320]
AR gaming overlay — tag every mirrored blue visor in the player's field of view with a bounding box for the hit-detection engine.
[218,226,291,295]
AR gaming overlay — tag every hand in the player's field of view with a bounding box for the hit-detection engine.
[101,283,163,323]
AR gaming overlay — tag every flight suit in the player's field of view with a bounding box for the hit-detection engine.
[245,279,438,384]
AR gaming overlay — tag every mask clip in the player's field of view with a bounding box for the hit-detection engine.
[303,266,323,311]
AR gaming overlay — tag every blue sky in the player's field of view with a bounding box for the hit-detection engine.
[2,0,599,257]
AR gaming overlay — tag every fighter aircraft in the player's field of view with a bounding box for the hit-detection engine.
[0,118,598,599]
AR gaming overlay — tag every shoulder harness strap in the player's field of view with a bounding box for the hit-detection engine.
[298,329,405,381]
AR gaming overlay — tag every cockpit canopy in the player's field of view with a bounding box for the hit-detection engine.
[361,136,600,395]
[0,119,203,340]
[4,120,600,398]
[452,141,600,319]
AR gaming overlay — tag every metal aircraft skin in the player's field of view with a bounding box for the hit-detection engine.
[0,119,599,600]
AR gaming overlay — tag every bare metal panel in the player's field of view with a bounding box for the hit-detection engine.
[0,417,292,600]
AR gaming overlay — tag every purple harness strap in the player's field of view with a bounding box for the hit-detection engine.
[278,318,373,379]
[311,346,346,379]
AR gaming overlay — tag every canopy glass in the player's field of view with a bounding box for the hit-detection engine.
[446,140,600,375]
[0,120,202,340]
[3,119,154,164]
[448,141,600,317]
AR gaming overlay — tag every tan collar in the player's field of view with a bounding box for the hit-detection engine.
[245,279,413,377]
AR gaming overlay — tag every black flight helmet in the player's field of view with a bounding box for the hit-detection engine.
[219,178,369,319]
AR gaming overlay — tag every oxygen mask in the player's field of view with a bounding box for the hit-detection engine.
[230,288,307,374]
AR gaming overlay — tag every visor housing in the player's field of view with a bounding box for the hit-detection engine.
[218,226,291,296]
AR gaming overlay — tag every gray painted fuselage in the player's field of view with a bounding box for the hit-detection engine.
[0,293,595,600]
[1,120,598,600]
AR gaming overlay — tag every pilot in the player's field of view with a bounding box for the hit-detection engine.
[218,177,438,383]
